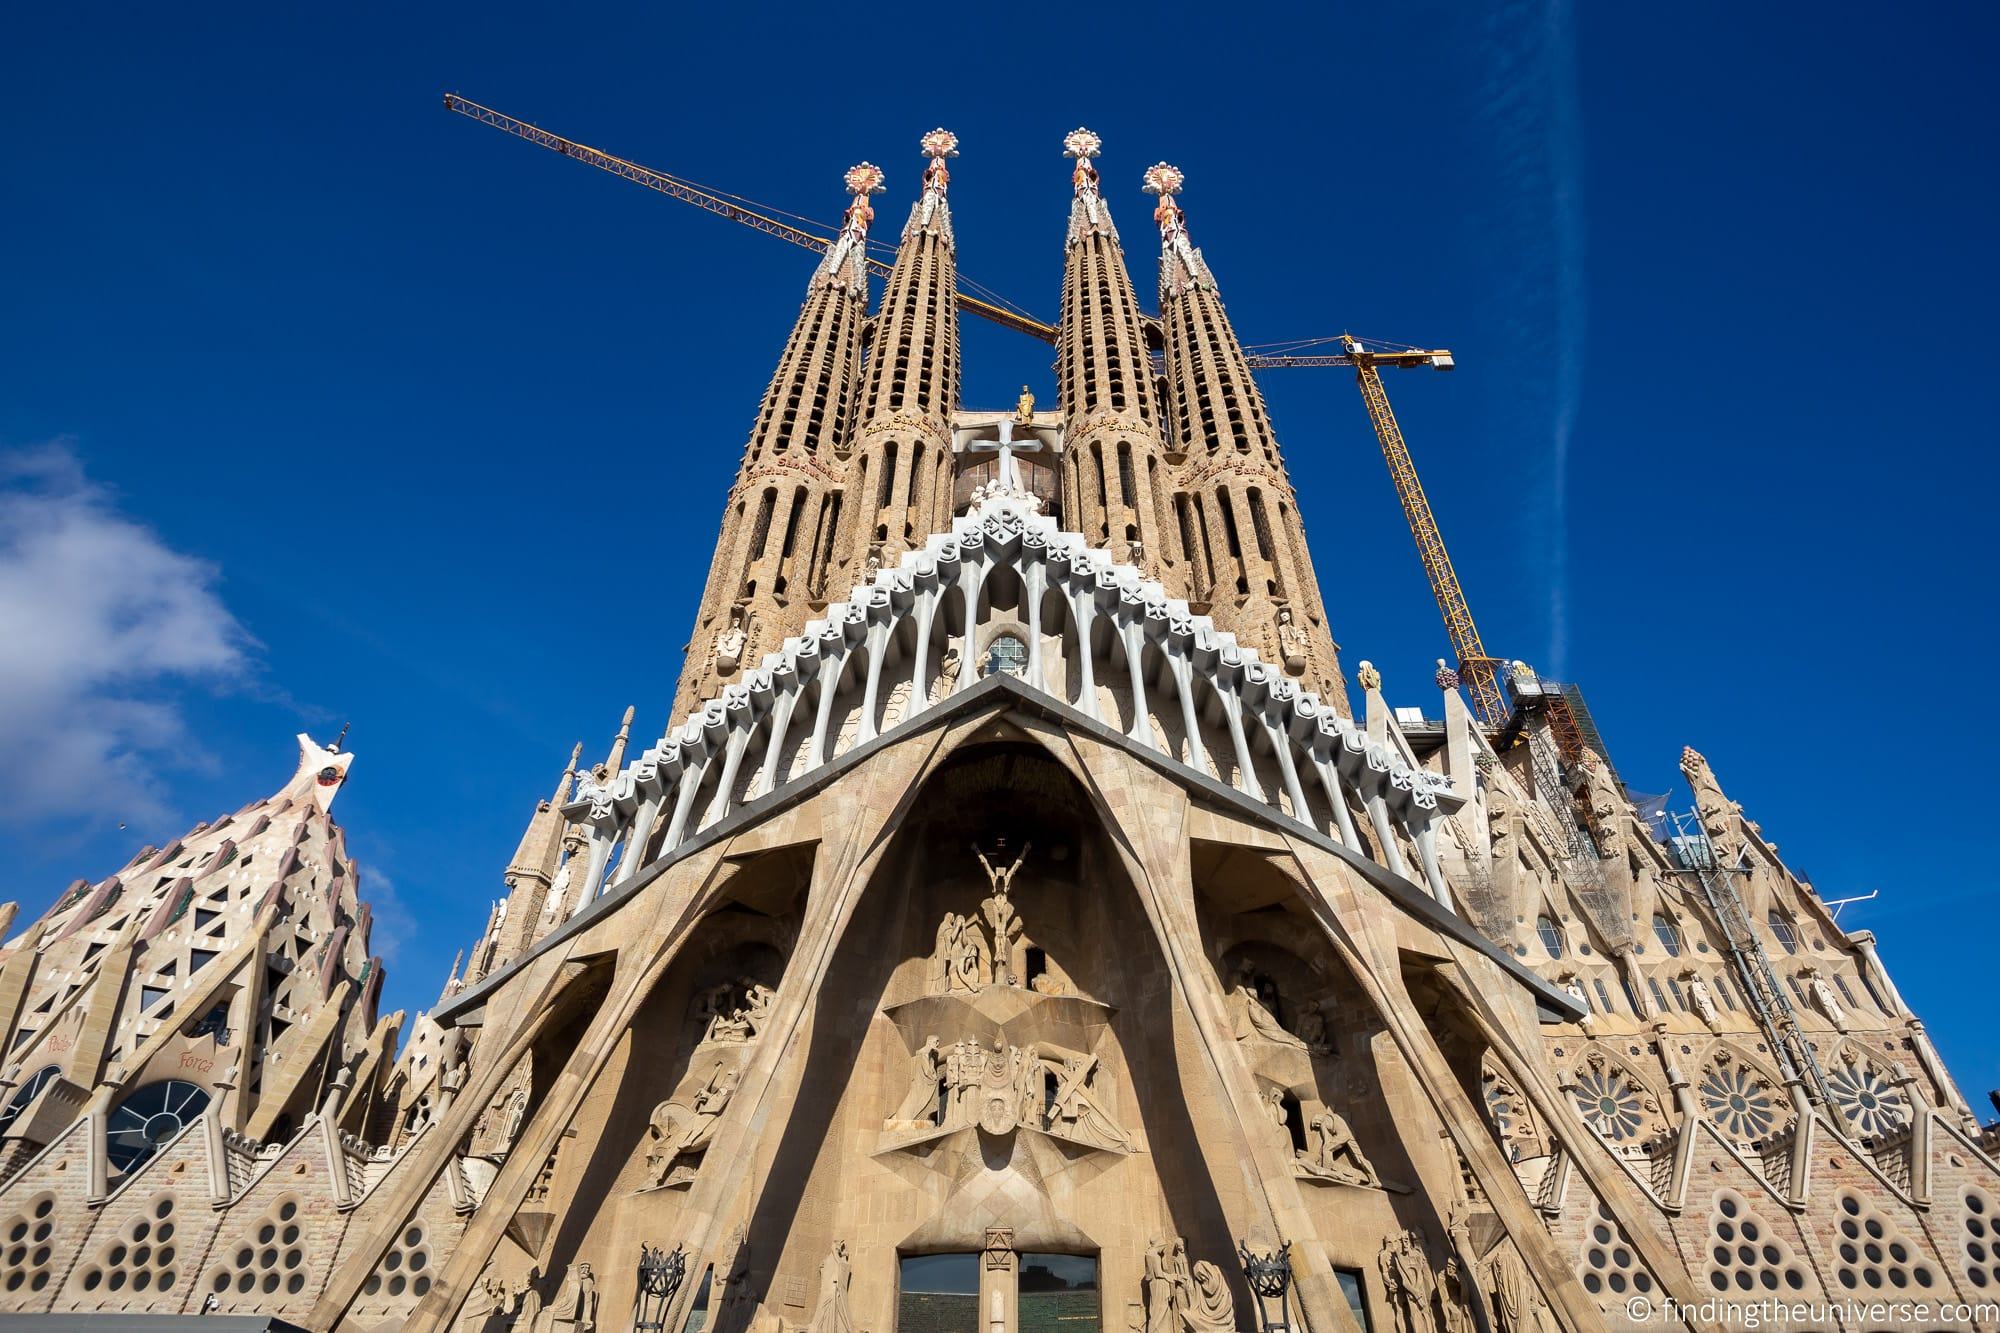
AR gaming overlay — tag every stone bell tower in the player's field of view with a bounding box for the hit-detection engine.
[14,123,1959,1333]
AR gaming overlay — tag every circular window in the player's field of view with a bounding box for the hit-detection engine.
[982,633,1029,679]
[106,1081,212,1174]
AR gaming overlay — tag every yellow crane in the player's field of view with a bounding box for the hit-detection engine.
[442,94,1506,724]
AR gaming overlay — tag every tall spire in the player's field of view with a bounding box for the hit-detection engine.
[671,166,881,720]
[1056,130,1179,587]
[1146,164,1349,714]
[602,705,636,777]
[836,130,963,577]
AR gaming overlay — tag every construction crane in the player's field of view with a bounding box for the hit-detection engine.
[442,94,1502,721]
[1341,334,1508,725]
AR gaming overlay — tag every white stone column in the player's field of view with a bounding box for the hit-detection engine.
[807,650,845,767]
[1363,788,1407,878]
[1167,648,1209,775]
[1260,711,1312,824]
[701,726,755,830]
[955,555,987,696]
[610,794,665,889]
[1068,581,1099,721]
[1311,752,1362,852]
[907,587,938,720]
[1118,620,1153,748]
[856,620,890,744]
[1217,687,1264,802]
[755,687,801,798]
[1024,560,1047,694]
[659,761,709,857]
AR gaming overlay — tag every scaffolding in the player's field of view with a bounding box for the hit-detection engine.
[1668,810,1836,1109]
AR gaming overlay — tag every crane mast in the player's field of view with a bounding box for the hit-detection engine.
[1343,335,1507,725]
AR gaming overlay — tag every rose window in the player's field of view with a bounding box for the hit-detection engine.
[1825,1061,1907,1138]
[1572,1064,1644,1142]
[1698,1063,1779,1141]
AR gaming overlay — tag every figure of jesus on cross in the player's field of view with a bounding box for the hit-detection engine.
[967,418,1043,496]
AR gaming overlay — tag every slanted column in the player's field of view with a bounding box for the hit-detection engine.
[1413,816,1450,907]
[611,793,665,889]
[1167,649,1208,774]
[660,763,708,856]
[954,554,987,695]
[808,650,845,765]
[1363,787,1407,878]
[1311,752,1361,850]
[1217,684,1264,801]
[1119,619,1153,748]
[1068,580,1100,721]
[907,586,938,719]
[578,822,617,901]
[857,618,890,743]
[701,724,756,829]
[1024,561,1047,693]
[1260,710,1311,823]
[756,685,802,798]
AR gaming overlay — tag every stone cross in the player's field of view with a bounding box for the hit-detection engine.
[967,418,1042,493]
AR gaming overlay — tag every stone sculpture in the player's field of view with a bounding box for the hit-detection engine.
[974,840,1029,986]
[805,1240,854,1333]
[896,1036,1128,1148]
[1801,966,1850,1031]
[890,1036,943,1125]
[1298,1106,1380,1186]
[1276,606,1309,675]
[1142,1237,1234,1333]
[1378,1230,1437,1333]
[1683,972,1724,1034]
[643,1062,739,1188]
[1228,967,1307,1049]
[1485,1243,1551,1333]
[1434,1257,1474,1333]
[1049,1052,1131,1150]
[536,1262,598,1333]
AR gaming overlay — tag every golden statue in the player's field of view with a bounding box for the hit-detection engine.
[1014,385,1035,423]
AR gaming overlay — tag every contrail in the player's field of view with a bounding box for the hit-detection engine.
[1472,0,1586,677]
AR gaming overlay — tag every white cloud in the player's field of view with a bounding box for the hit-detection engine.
[0,442,252,826]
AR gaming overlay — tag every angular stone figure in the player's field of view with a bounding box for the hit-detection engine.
[643,1062,739,1188]
[1262,1087,1292,1152]
[536,1261,598,1333]
[805,1240,854,1333]
[1434,1257,1474,1333]
[738,980,775,1037]
[1143,1239,1177,1333]
[1049,1052,1131,1150]
[1801,966,1850,1031]
[890,1036,944,1126]
[1277,605,1309,675]
[1485,1244,1551,1333]
[1683,972,1724,1034]
[1228,967,1307,1049]
[974,840,1029,986]
[1292,1004,1334,1057]
[1299,1106,1380,1186]
[1379,1231,1438,1333]
[1184,1259,1235,1333]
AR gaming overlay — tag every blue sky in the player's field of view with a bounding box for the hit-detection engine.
[3,4,1995,1092]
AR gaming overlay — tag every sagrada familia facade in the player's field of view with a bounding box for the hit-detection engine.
[0,130,1990,1333]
